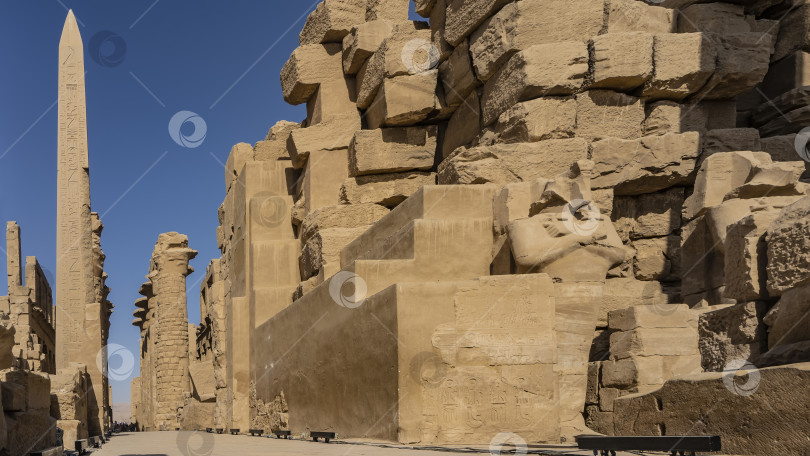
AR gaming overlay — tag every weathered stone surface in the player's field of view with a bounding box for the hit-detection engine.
[751,87,810,128]
[613,364,810,456]
[606,0,674,33]
[438,39,477,107]
[365,70,439,129]
[366,0,409,21]
[767,196,810,295]
[701,128,761,161]
[613,188,684,241]
[429,0,453,63]
[254,121,300,162]
[575,90,644,141]
[444,0,511,46]
[468,0,604,82]
[349,126,437,176]
[481,42,588,126]
[591,132,701,195]
[759,51,810,100]
[286,118,361,168]
[591,32,654,90]
[300,203,389,245]
[342,20,392,75]
[633,236,680,281]
[281,43,343,105]
[493,96,576,144]
[306,77,359,126]
[642,33,716,101]
[760,134,805,162]
[694,33,771,101]
[301,148,349,215]
[300,226,368,279]
[677,3,748,34]
[438,138,588,185]
[698,302,768,372]
[773,2,810,61]
[609,304,695,332]
[299,0,366,45]
[340,171,436,207]
[725,212,780,302]
[765,282,810,350]
[413,0,436,17]
[441,90,480,160]
[356,22,431,109]
[643,100,736,136]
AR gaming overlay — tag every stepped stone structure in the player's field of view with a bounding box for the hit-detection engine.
[128,1,810,454]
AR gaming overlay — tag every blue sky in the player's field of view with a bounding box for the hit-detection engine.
[0,1,420,405]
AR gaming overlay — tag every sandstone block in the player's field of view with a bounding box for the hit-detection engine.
[773,2,810,61]
[591,32,654,90]
[349,126,437,176]
[254,121,300,162]
[299,0,366,45]
[287,119,361,168]
[643,100,736,136]
[302,148,349,215]
[469,0,604,82]
[677,3,748,34]
[438,39,477,107]
[442,90,481,160]
[601,279,674,332]
[765,283,810,349]
[365,70,439,129]
[444,0,512,46]
[281,43,344,105]
[413,0,436,17]
[438,138,588,185]
[356,22,431,109]
[300,226,368,279]
[609,304,694,332]
[633,235,680,281]
[725,213,781,302]
[642,33,716,101]
[751,87,810,128]
[760,134,805,162]
[599,388,620,412]
[306,77,360,126]
[1,382,24,412]
[225,143,254,192]
[767,196,810,295]
[340,171,436,207]
[586,362,600,405]
[366,0,410,21]
[759,51,810,100]
[591,132,701,195]
[601,358,664,388]
[342,21,392,75]
[613,188,684,241]
[610,328,698,360]
[575,90,644,141]
[701,128,761,161]
[693,33,771,101]
[493,96,576,144]
[698,302,768,372]
[481,42,588,126]
[606,0,674,33]
[300,203,389,245]
[429,0,453,62]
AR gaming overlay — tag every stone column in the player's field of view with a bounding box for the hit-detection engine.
[6,222,21,290]
[149,232,197,430]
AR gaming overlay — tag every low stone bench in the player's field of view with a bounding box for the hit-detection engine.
[229,429,240,435]
[310,431,335,443]
[215,428,224,434]
[28,446,62,456]
[271,429,291,439]
[75,439,88,455]
[248,429,263,436]
[576,435,722,456]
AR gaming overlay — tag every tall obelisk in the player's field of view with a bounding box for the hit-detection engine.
[56,10,106,435]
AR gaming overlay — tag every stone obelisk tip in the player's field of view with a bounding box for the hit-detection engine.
[60,10,81,45]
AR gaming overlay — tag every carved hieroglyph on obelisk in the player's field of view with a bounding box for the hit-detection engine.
[56,10,107,435]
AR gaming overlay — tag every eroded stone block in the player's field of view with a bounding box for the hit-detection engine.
[349,126,437,176]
